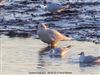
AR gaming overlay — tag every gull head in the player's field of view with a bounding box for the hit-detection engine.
[38,23,48,29]
[78,52,85,56]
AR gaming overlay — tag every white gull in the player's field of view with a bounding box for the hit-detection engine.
[37,23,72,47]
[40,0,69,13]
[78,52,100,63]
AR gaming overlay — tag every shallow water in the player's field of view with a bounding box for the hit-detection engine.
[1,36,100,74]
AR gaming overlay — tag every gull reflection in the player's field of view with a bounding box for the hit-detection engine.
[79,62,100,68]
[37,45,71,69]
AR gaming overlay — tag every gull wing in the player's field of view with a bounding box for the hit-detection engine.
[46,29,71,41]
[84,56,97,63]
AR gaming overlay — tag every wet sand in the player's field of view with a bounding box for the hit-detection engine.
[0,35,100,75]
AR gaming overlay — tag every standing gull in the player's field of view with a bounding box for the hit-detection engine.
[78,52,100,63]
[37,23,72,47]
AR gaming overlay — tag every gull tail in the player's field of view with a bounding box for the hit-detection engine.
[66,45,72,48]
[97,56,100,59]
[64,37,74,41]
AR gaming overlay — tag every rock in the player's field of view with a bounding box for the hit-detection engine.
[16,32,32,38]
[6,31,17,37]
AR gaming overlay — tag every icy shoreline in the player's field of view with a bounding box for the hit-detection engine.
[1,35,100,74]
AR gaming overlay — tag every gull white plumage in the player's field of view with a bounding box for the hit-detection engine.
[78,52,100,63]
[37,23,72,47]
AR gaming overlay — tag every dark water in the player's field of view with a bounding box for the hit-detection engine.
[0,0,100,44]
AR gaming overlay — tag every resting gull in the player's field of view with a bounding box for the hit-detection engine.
[78,52,100,63]
[49,45,71,57]
[41,0,68,13]
[37,23,72,47]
